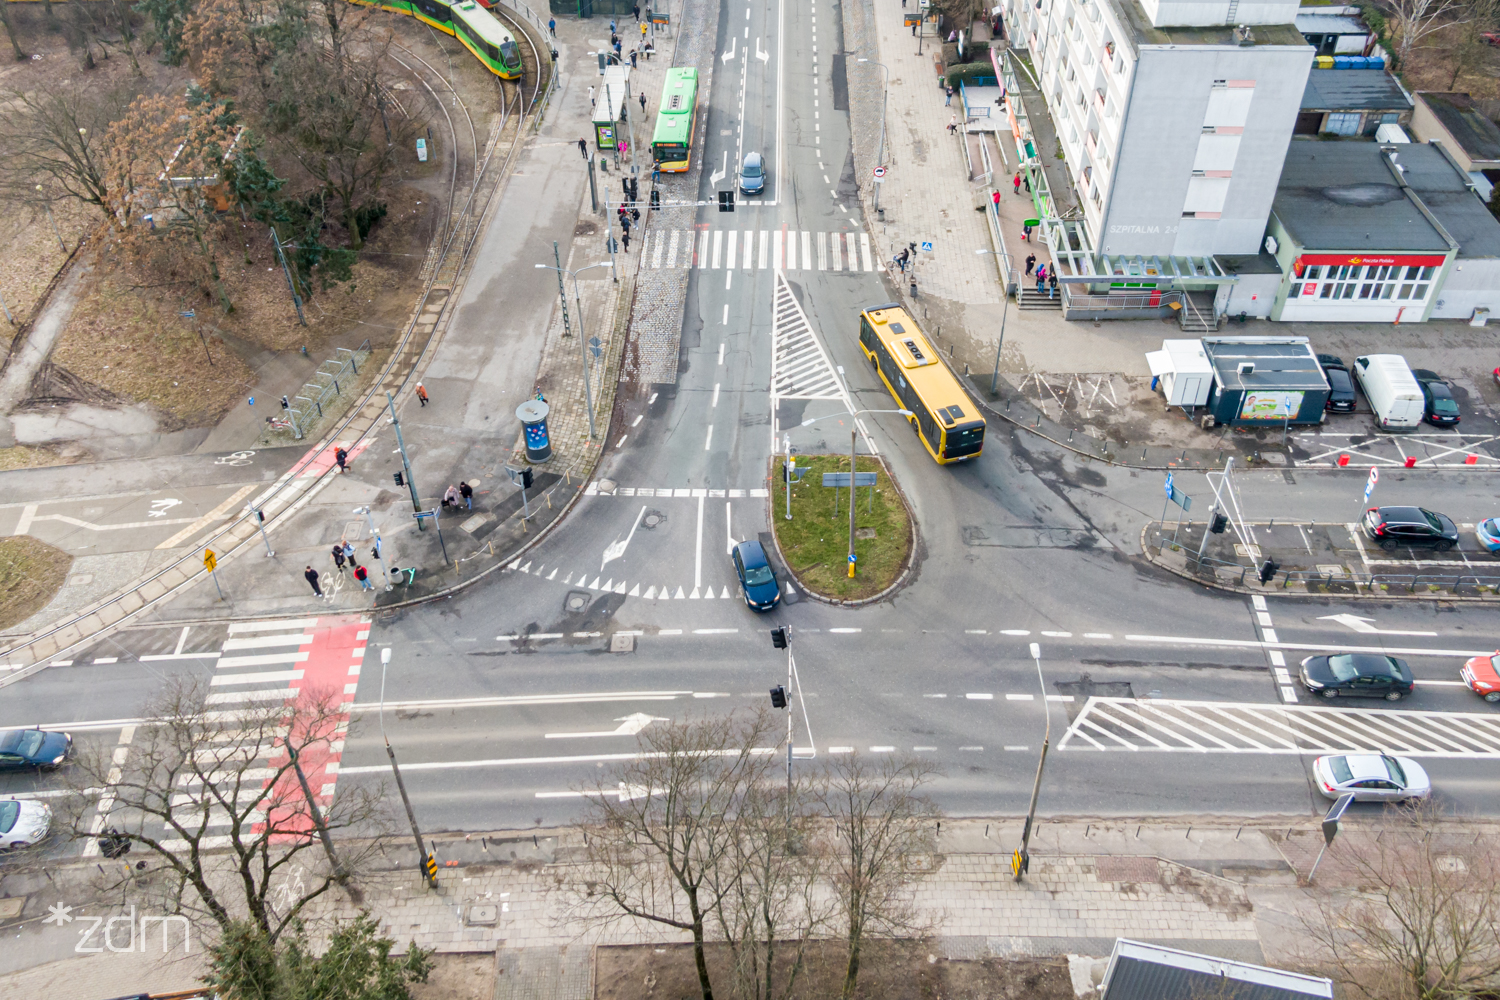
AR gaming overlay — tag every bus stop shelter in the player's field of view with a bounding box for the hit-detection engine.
[592,66,632,151]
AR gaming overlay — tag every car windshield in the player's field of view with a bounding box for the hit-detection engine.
[0,801,17,834]
[743,161,762,177]
[743,565,775,587]
[1433,397,1459,414]
[1326,655,1360,681]
[1382,756,1406,785]
[1329,757,1353,783]
[1422,510,1445,532]
[13,731,43,758]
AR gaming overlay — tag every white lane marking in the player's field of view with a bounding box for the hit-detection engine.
[544,712,669,739]
[965,693,993,700]
[829,627,861,633]
[175,626,190,654]
[616,436,628,447]
[727,230,738,269]
[718,342,726,365]
[693,628,739,634]
[695,494,705,593]
[1083,633,1113,639]
[1007,693,1035,701]
[705,425,714,451]
[1004,745,1030,751]
[923,693,947,698]
[726,502,735,555]
[1126,635,1493,658]
[1318,613,1438,637]
[601,505,648,571]
[712,383,721,407]
[343,746,779,775]
[722,304,729,325]
[1001,629,1030,636]
[631,415,643,427]
[712,229,723,268]
[721,36,736,62]
[1040,631,1072,638]
[870,746,895,752]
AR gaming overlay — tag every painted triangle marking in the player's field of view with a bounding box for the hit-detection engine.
[519,561,531,574]
[643,586,657,599]
[628,583,640,597]
[602,578,613,592]
[702,587,715,600]
[589,576,602,590]
[507,559,521,570]
[674,586,686,599]
[720,585,731,598]
[689,587,701,599]
[615,580,627,594]
[563,572,574,585]
[547,568,558,581]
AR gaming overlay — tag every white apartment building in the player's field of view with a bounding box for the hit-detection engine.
[1006,0,1313,259]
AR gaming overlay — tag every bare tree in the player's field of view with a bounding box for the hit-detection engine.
[1387,0,1468,66]
[1301,800,1500,1000]
[62,675,387,945]
[1445,0,1500,87]
[0,83,132,223]
[575,711,782,1000]
[0,1,25,61]
[816,751,942,1000]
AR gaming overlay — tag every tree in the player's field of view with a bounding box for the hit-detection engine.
[1386,0,1468,66]
[1446,0,1500,87]
[203,914,434,1000]
[1301,800,1500,1000]
[0,83,131,223]
[136,0,193,65]
[0,0,25,61]
[575,711,781,1000]
[816,751,942,1000]
[62,676,387,946]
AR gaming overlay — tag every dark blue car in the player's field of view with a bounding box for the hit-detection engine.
[732,540,780,611]
[0,729,72,770]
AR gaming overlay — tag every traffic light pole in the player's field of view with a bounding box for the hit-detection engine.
[1014,643,1050,882]
[380,648,437,890]
[387,392,424,531]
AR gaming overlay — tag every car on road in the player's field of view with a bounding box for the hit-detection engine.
[1461,652,1500,703]
[739,152,765,195]
[1477,518,1500,553]
[1316,354,1357,413]
[0,799,52,850]
[1300,652,1415,700]
[1361,506,1459,552]
[1312,754,1430,802]
[731,540,780,611]
[1411,369,1461,426]
[0,729,72,770]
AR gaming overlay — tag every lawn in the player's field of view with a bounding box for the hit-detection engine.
[0,536,72,632]
[770,454,913,602]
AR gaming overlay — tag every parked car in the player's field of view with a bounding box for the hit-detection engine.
[1353,355,1423,430]
[1300,652,1415,700]
[1461,652,1500,703]
[1477,517,1500,553]
[731,540,780,611]
[1312,754,1430,802]
[1361,505,1459,551]
[0,729,72,770]
[1316,354,1356,413]
[1410,369,1461,426]
[739,152,765,195]
[0,799,52,850]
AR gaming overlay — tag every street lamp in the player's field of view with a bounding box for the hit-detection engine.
[975,249,1015,395]
[856,58,891,213]
[800,404,912,577]
[535,259,614,440]
[1013,641,1050,881]
[379,647,437,889]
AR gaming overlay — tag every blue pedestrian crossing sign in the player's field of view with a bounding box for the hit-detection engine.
[921,241,934,252]
[1164,471,1174,497]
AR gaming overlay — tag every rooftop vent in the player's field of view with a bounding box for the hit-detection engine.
[1237,362,1256,376]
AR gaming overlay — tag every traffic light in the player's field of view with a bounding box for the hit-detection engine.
[393,471,405,487]
[771,626,788,649]
[1210,512,1228,534]
[650,189,660,210]
[769,685,787,709]
[280,395,290,409]
[718,190,735,212]
[1258,558,1280,584]
[521,468,534,489]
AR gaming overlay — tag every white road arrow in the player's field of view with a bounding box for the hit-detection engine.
[721,37,736,62]
[544,712,669,739]
[1318,613,1437,637]
[601,505,647,571]
[755,36,768,62]
[710,151,727,185]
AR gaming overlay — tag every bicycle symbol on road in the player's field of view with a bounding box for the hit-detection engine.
[214,451,257,467]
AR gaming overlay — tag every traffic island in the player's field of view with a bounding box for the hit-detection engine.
[769,455,914,604]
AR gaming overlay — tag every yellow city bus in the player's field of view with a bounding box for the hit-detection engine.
[858,303,985,464]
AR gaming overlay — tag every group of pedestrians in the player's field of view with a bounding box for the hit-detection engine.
[305,538,382,597]
[442,482,474,512]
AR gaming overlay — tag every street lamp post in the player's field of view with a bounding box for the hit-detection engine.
[379,648,437,889]
[386,392,424,531]
[1014,641,1050,881]
[856,59,891,213]
[783,432,793,521]
[535,260,614,441]
[800,404,911,577]
[975,249,1015,395]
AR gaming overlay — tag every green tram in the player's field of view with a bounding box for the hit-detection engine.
[651,67,698,173]
[349,0,524,79]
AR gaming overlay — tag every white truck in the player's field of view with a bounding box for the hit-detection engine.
[1353,355,1424,430]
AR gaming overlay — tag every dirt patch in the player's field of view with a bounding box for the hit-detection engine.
[0,535,72,631]
[410,952,496,1000]
[595,940,1074,1000]
[0,443,80,471]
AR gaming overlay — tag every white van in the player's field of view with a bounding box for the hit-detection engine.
[1353,355,1424,430]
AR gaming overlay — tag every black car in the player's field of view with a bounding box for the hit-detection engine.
[1316,354,1356,413]
[1301,653,1415,701]
[1411,369,1461,426]
[0,729,72,770]
[1362,505,1460,552]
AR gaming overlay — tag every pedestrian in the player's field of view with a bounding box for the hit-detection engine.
[1024,172,1030,193]
[548,15,555,34]
[912,19,917,35]
[902,0,906,7]
[371,537,382,561]
[1022,223,1031,242]
[945,85,954,106]
[1013,171,1021,194]
[640,93,647,114]
[630,205,640,222]
[1049,272,1058,298]
[1036,270,1045,295]
[610,17,616,32]
[334,446,348,473]
[991,189,1001,210]
[620,213,631,233]
[1025,252,1036,276]
[645,40,654,59]
[459,481,473,510]
[632,2,639,20]
[342,540,356,566]
[354,563,373,591]
[578,138,588,159]
[622,228,631,253]
[416,383,428,406]
[589,85,595,108]
[947,115,957,135]
[332,544,347,572]
[640,21,647,39]
[443,484,461,510]
[304,566,323,597]
[630,49,638,68]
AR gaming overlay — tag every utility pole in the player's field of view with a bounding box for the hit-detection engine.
[386,392,424,531]
[770,627,792,842]
[269,225,308,327]
[848,425,858,578]
[1013,642,1050,882]
[783,433,794,521]
[380,648,437,889]
[552,241,573,341]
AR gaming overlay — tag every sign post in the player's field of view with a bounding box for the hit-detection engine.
[1308,792,1355,882]
[1363,465,1378,508]
[203,549,224,601]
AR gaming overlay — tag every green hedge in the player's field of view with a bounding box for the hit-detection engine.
[945,62,998,87]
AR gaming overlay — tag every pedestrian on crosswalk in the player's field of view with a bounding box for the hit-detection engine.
[331,544,347,573]
[354,564,373,591]
[304,566,323,597]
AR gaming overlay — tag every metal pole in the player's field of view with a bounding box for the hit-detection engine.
[210,569,224,601]
[588,153,599,213]
[269,225,308,327]
[786,646,793,835]
[1015,642,1050,881]
[1307,842,1329,882]
[429,511,450,564]
[570,273,598,439]
[605,193,618,281]
[552,242,573,340]
[289,742,343,879]
[387,392,424,531]
[250,506,274,557]
[0,285,13,325]
[848,427,857,578]
[358,506,393,590]
[784,433,793,520]
[381,649,436,889]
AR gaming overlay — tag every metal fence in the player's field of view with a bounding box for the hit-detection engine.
[266,342,371,441]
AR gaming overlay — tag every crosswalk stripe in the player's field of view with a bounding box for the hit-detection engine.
[774,230,784,270]
[667,229,680,268]
[860,233,873,272]
[817,232,827,270]
[759,230,770,269]
[651,230,664,269]
[725,230,736,269]
[641,229,878,271]
[801,231,811,271]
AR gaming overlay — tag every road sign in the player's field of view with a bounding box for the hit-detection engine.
[203,549,217,572]
[821,472,877,487]
[873,166,886,180]
[920,241,934,252]
[1168,486,1191,512]
[848,554,857,563]
[1363,466,1378,503]
[589,336,602,358]
[1164,471,1173,497]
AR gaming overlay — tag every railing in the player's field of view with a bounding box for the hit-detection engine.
[1063,290,1183,311]
[266,342,371,442]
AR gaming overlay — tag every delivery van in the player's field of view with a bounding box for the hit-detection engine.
[1353,355,1424,430]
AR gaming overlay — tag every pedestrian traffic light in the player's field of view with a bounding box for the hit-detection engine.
[1210,512,1228,534]
[769,684,787,708]
[393,471,404,487]
[718,190,734,212]
[1258,558,1280,584]
[771,626,788,649]
[650,189,660,210]
[521,468,534,489]
[280,395,290,409]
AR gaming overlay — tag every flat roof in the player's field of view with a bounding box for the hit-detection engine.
[1272,142,1451,253]
[1394,143,1500,258]
[1295,12,1366,33]
[1216,251,1284,275]
[1105,940,1334,1000]
[1202,337,1329,393]
[1106,0,1307,51]
[1301,70,1410,112]
[1416,93,1500,165]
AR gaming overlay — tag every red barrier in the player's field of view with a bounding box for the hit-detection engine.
[1404,456,1418,468]
[1337,454,1350,467]
[1466,454,1479,465]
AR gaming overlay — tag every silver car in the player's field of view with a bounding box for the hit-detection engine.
[0,798,51,850]
[1312,753,1430,802]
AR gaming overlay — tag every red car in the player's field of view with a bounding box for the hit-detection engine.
[1461,652,1500,702]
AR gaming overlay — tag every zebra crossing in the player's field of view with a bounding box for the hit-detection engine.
[1059,696,1500,759]
[501,557,750,602]
[636,228,880,272]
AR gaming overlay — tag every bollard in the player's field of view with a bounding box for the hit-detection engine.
[1338,454,1349,467]
[1466,454,1479,465]
[1405,456,1417,468]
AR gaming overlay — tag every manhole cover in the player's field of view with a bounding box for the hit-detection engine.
[597,479,617,494]
[574,220,598,236]
[1316,564,1347,577]
[643,511,664,528]
[565,590,590,612]
[610,633,636,653]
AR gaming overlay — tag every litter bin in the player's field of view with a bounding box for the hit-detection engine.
[516,399,553,463]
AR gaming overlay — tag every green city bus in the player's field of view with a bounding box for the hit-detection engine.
[651,67,698,172]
